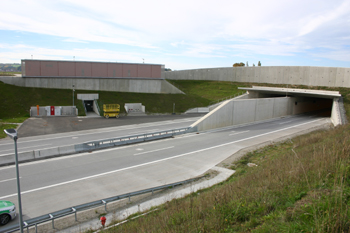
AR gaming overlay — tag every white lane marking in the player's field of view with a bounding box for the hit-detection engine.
[136,148,144,151]
[0,118,199,146]
[0,118,322,200]
[229,130,250,136]
[0,128,160,146]
[0,177,21,183]
[134,146,174,156]
[0,144,52,154]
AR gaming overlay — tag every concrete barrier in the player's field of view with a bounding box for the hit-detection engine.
[34,147,60,159]
[0,151,35,165]
[58,145,76,155]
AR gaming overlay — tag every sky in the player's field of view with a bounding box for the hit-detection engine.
[0,0,349,70]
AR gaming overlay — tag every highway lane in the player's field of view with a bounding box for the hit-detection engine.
[0,115,329,223]
[0,117,201,157]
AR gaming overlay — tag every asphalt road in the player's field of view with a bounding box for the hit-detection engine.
[0,114,204,157]
[0,114,329,226]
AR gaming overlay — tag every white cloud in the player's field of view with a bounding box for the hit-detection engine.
[0,0,349,68]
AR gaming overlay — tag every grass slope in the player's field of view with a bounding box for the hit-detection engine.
[0,80,247,120]
[106,125,350,232]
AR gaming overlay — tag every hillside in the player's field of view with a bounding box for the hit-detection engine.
[0,80,248,120]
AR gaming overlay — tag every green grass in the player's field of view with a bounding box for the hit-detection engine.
[99,125,350,233]
[0,80,247,120]
[0,123,18,139]
[0,81,85,119]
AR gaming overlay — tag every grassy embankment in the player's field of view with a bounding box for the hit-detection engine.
[93,84,350,232]
[0,79,246,138]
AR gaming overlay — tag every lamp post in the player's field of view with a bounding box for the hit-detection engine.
[72,85,75,106]
[4,129,24,233]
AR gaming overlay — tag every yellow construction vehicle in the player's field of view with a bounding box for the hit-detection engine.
[103,104,120,119]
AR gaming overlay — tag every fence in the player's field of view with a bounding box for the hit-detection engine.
[2,177,200,233]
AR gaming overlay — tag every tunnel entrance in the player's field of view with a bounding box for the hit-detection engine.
[238,86,345,126]
[84,100,94,112]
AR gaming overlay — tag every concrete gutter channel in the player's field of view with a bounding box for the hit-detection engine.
[14,118,332,233]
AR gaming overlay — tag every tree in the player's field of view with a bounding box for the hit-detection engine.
[246,61,249,67]
[233,62,245,67]
[258,61,261,66]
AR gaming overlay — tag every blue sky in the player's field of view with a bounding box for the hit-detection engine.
[0,0,349,70]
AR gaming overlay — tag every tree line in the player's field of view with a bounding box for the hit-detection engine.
[233,61,261,67]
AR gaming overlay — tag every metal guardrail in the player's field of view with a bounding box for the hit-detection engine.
[0,127,193,166]
[2,177,200,233]
[75,127,191,152]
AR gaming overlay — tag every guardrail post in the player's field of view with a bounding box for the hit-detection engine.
[24,222,28,233]
[49,214,54,229]
[72,207,77,221]
[35,223,38,233]
[102,200,107,212]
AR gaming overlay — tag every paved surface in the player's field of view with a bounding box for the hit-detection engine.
[0,115,330,218]
[17,114,205,137]
[0,115,203,157]
[63,166,235,233]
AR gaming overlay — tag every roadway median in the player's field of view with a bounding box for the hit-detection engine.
[0,127,191,166]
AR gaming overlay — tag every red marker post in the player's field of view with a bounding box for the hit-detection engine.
[100,216,106,228]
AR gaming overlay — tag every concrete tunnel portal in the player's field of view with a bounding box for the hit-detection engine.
[190,86,346,132]
[240,87,335,118]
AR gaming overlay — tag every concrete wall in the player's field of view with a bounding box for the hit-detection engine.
[77,94,99,100]
[191,97,294,132]
[0,76,184,94]
[22,60,164,79]
[165,66,350,88]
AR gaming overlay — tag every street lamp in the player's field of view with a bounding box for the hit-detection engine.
[72,84,75,106]
[4,129,24,233]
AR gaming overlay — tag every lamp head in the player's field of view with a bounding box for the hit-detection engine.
[4,129,18,140]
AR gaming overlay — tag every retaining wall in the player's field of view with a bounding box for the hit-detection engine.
[191,97,295,132]
[165,66,350,88]
[0,76,184,94]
